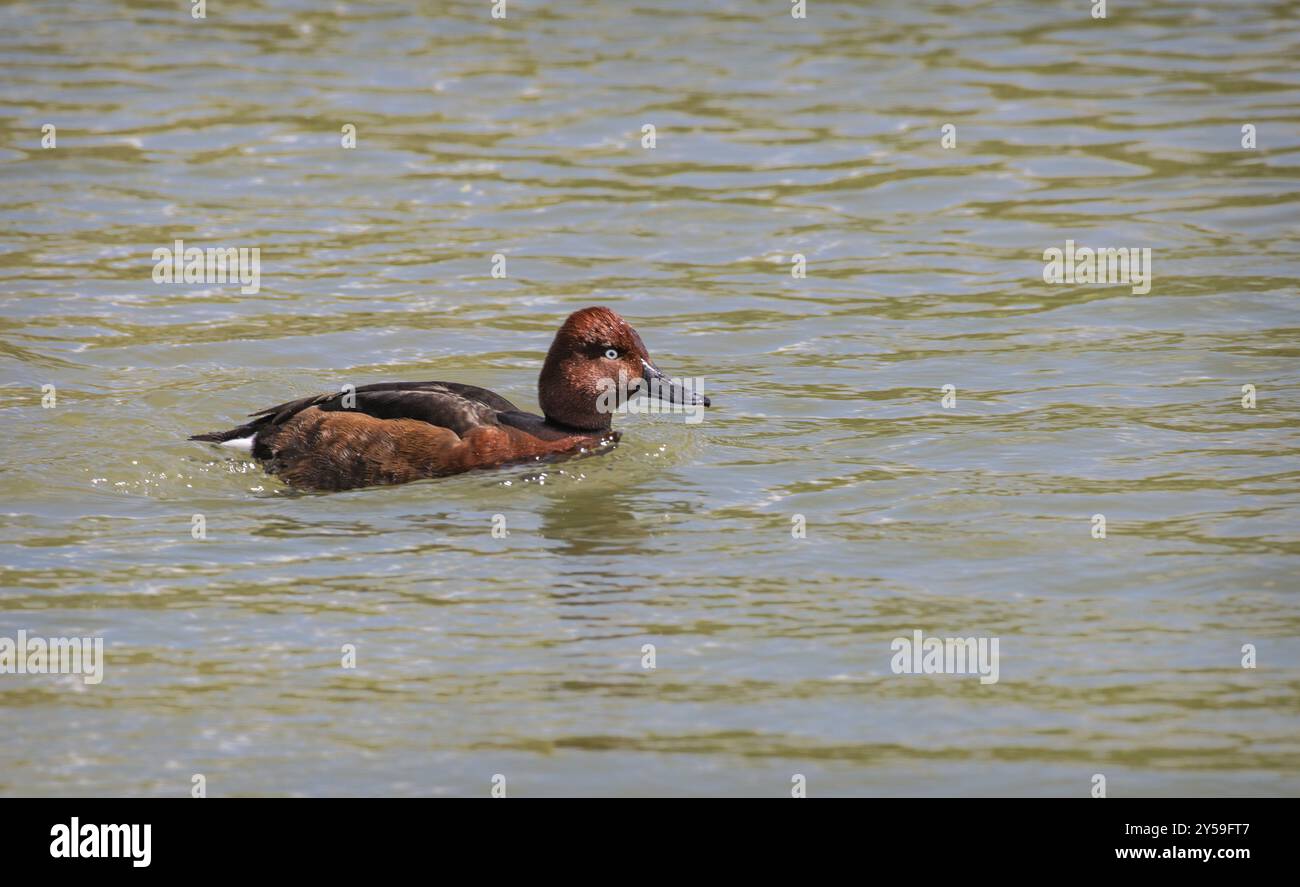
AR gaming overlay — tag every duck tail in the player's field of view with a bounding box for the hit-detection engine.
[188,422,259,444]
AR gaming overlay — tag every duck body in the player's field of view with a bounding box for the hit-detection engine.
[192,381,618,491]
[190,307,706,492]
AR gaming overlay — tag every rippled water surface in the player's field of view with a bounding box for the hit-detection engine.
[2,0,1298,796]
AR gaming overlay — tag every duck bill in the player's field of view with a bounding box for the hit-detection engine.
[640,359,710,419]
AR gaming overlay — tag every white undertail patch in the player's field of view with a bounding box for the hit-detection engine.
[220,435,256,453]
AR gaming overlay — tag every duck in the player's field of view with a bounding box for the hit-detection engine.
[189,306,709,491]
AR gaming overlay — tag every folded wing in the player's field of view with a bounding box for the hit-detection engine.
[252,381,520,437]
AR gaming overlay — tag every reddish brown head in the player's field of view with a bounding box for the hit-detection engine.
[538,306,709,431]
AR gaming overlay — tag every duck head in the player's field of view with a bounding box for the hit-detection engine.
[538,306,710,431]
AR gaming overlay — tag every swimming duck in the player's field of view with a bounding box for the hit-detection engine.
[189,306,709,491]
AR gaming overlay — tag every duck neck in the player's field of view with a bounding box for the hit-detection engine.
[538,357,613,433]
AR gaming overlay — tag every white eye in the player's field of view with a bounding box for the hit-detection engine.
[604,348,619,360]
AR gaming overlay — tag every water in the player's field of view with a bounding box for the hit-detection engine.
[1,0,1298,797]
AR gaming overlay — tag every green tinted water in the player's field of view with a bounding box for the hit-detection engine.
[1,0,1297,796]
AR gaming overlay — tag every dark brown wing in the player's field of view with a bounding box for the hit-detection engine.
[251,381,520,436]
[190,381,523,446]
